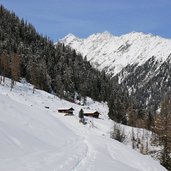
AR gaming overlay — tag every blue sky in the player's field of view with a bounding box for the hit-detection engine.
[1,0,171,41]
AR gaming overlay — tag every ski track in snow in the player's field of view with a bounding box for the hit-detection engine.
[0,79,167,171]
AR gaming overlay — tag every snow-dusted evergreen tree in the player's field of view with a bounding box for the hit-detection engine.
[111,123,125,143]
[79,109,84,119]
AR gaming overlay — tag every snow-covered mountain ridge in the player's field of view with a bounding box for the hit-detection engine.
[0,79,167,171]
[59,32,171,111]
[60,31,171,76]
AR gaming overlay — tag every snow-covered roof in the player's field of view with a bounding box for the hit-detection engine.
[83,109,99,114]
[58,107,74,110]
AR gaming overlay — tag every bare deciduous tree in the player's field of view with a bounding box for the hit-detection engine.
[11,53,20,90]
[0,50,10,83]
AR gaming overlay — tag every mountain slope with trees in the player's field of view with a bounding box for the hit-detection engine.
[60,32,171,114]
[0,5,130,123]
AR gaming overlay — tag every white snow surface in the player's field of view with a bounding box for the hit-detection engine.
[59,31,171,75]
[0,79,167,171]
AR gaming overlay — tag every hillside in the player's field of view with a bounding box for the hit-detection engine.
[0,5,131,121]
[60,31,171,111]
[0,79,167,171]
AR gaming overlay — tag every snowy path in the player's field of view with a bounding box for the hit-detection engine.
[0,94,87,171]
[54,113,164,171]
[0,81,167,171]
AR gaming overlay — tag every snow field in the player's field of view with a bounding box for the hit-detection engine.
[0,79,167,171]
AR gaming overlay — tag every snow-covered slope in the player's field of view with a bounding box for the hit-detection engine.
[0,79,167,171]
[60,31,171,76]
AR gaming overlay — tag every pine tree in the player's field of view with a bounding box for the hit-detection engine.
[79,109,84,119]
[131,128,136,149]
[146,111,154,130]
[79,109,85,124]
[127,105,136,127]
[136,108,146,128]
[30,62,37,93]
[111,123,125,143]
